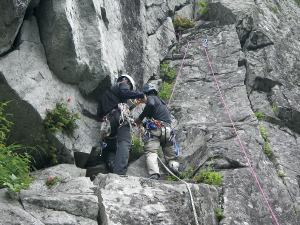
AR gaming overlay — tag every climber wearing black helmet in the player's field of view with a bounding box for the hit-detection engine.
[134,84,180,180]
[97,74,146,175]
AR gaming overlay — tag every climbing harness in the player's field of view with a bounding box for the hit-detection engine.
[163,25,280,225]
[142,118,179,157]
[99,102,137,152]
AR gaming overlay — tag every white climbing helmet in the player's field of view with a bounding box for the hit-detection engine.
[117,74,136,91]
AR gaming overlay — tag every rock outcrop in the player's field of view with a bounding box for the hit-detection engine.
[0,0,31,56]
[1,0,300,224]
[0,164,98,225]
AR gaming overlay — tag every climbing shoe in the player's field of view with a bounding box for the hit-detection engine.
[169,167,181,177]
[168,161,181,176]
[149,173,160,180]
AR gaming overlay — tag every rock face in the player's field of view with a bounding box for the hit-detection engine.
[94,173,218,225]
[0,15,99,167]
[0,0,30,55]
[0,164,98,225]
[1,0,300,224]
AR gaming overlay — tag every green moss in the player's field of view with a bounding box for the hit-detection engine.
[216,208,226,221]
[129,137,143,162]
[272,106,277,115]
[194,166,223,186]
[265,142,272,157]
[0,101,36,194]
[259,126,270,142]
[277,171,285,177]
[158,81,174,101]
[255,110,264,120]
[197,1,210,16]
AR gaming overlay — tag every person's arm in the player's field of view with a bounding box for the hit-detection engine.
[138,97,155,121]
[120,89,144,99]
[138,104,154,121]
[119,82,144,99]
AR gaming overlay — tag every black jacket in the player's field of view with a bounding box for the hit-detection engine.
[97,82,144,118]
[139,95,171,124]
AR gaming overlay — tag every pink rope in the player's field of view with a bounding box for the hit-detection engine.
[164,26,280,225]
[167,42,190,107]
[203,45,280,225]
[164,25,188,42]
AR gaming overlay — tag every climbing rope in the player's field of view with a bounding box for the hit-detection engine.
[167,41,190,107]
[157,157,199,225]
[164,26,280,225]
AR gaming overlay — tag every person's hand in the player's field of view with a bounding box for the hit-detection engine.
[135,95,147,105]
[140,95,147,103]
[134,117,143,125]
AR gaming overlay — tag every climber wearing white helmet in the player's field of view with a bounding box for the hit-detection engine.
[97,74,146,175]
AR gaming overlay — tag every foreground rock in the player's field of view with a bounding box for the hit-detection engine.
[94,173,219,225]
[0,164,98,225]
[0,164,220,225]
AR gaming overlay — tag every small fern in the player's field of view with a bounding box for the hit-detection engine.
[255,110,264,120]
[197,1,210,16]
[158,81,174,101]
[216,208,226,221]
[265,143,272,156]
[195,166,223,186]
[259,126,270,142]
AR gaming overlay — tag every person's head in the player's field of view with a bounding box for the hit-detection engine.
[117,74,136,91]
[143,84,157,96]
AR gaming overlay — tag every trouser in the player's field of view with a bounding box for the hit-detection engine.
[143,127,179,175]
[103,110,131,175]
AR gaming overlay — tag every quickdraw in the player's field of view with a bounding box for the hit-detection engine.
[118,103,130,126]
[99,117,110,149]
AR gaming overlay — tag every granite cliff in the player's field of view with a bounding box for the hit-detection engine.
[1,0,300,224]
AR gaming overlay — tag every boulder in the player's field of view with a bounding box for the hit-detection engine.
[0,15,100,167]
[94,173,219,225]
[0,0,31,55]
[0,164,98,225]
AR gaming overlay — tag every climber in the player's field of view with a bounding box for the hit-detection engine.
[97,74,146,175]
[134,84,180,180]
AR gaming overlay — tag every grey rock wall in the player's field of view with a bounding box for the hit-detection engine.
[0,0,30,55]
[0,15,99,166]
[1,0,300,224]
[0,164,98,225]
[0,0,176,167]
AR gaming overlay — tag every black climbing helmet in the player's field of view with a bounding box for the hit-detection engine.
[143,84,157,95]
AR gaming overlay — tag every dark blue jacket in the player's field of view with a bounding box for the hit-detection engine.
[97,82,144,118]
[139,95,171,124]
